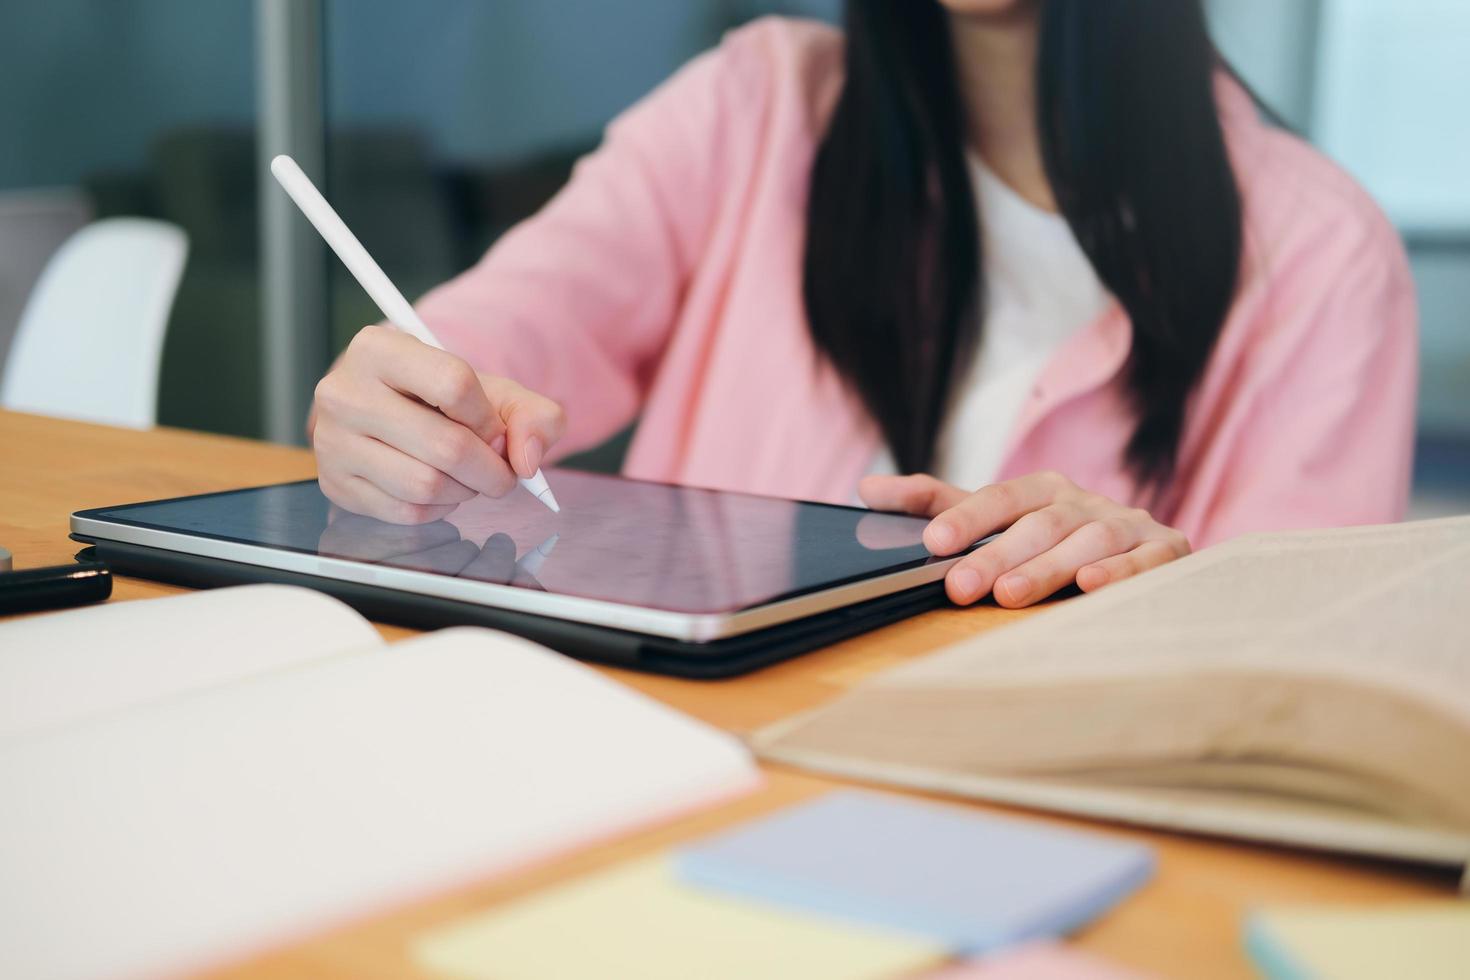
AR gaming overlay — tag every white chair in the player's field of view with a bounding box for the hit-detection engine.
[0,187,93,367]
[0,217,188,429]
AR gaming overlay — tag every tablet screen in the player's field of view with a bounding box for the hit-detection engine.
[84,473,943,614]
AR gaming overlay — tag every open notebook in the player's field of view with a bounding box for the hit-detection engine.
[0,585,760,980]
[755,517,1470,882]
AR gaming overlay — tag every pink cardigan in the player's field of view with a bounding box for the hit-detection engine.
[418,18,1417,548]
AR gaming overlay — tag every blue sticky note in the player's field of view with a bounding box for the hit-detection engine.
[674,791,1154,954]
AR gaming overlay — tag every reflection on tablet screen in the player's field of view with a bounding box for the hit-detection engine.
[97,472,939,614]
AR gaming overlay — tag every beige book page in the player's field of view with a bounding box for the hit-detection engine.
[868,516,1470,723]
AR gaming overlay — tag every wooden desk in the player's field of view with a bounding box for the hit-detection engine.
[1,410,1456,979]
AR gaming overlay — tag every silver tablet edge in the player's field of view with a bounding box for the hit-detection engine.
[70,514,962,643]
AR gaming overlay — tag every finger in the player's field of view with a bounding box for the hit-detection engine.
[924,470,1073,556]
[481,376,567,479]
[317,513,461,562]
[308,352,345,446]
[357,386,519,499]
[993,514,1150,607]
[857,473,969,518]
[315,362,516,499]
[340,433,478,507]
[320,472,457,526]
[943,502,1091,605]
[1077,539,1182,593]
[352,325,502,443]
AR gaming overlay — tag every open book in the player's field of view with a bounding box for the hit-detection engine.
[0,586,759,980]
[754,517,1470,883]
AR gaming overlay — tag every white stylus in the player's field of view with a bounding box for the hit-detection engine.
[270,154,560,513]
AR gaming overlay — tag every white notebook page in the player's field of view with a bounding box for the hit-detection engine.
[0,585,380,741]
[0,625,760,979]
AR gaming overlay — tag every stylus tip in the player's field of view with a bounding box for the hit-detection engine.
[538,488,561,513]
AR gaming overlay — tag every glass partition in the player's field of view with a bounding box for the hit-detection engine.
[0,0,262,436]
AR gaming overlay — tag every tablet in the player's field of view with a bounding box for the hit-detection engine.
[71,473,970,676]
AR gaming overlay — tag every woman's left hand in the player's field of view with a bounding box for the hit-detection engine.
[859,470,1191,607]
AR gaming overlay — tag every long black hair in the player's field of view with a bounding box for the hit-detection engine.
[803,0,1242,489]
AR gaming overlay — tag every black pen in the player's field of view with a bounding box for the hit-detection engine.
[0,550,113,616]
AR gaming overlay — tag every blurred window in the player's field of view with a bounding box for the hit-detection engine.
[1313,0,1470,231]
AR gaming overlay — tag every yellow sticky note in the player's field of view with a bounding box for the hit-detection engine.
[414,857,947,980]
[1247,903,1470,980]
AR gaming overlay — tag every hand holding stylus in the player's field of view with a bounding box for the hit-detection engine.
[272,154,564,522]
[311,324,566,525]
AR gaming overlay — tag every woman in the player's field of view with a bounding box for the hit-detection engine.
[310,0,1416,608]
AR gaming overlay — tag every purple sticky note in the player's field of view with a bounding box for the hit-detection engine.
[675,791,1154,954]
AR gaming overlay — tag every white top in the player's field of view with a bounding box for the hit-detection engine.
[869,158,1112,491]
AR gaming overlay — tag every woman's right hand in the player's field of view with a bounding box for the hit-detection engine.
[310,324,566,524]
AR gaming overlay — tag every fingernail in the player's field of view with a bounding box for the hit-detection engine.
[521,435,543,477]
[950,568,982,602]
[926,521,958,553]
[490,434,507,457]
[999,573,1031,605]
